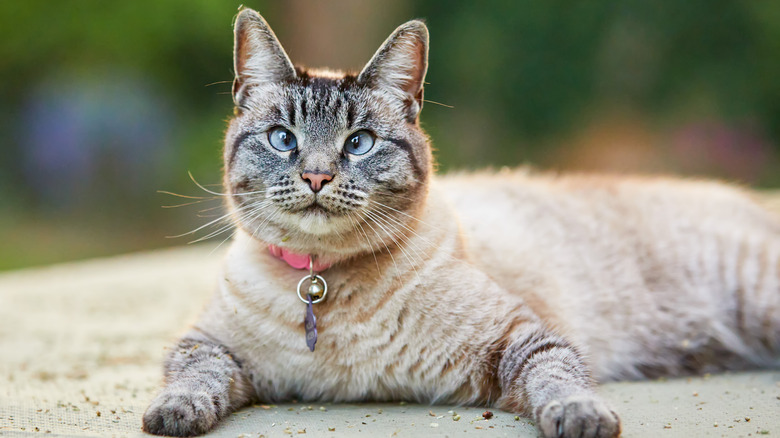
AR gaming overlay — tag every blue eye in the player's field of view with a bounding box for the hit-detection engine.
[344,130,375,155]
[268,126,297,151]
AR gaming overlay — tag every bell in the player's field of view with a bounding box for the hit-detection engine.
[308,280,325,300]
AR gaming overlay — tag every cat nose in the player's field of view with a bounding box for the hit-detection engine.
[301,171,333,193]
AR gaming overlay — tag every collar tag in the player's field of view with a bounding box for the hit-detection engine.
[294,256,328,352]
[304,295,318,352]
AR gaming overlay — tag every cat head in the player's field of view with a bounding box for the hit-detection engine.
[223,8,432,261]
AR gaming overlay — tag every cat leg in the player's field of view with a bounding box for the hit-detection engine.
[741,239,780,361]
[142,334,255,436]
[497,323,620,438]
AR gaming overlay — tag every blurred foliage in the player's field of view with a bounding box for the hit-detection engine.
[417,0,780,176]
[0,0,778,270]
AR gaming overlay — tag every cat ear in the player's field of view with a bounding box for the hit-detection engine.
[358,20,429,122]
[232,8,296,106]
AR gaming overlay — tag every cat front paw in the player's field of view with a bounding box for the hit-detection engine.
[142,389,220,437]
[538,394,621,438]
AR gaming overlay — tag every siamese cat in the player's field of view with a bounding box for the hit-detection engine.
[143,8,779,438]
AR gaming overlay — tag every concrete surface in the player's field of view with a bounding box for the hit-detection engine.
[1,236,779,437]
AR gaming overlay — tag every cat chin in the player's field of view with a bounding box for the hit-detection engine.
[288,210,352,237]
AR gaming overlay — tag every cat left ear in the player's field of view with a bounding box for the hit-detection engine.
[358,20,429,122]
[232,8,297,106]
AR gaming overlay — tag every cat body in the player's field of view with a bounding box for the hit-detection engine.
[442,172,780,380]
[142,8,779,438]
[195,174,779,399]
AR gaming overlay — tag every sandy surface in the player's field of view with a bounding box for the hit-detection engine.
[1,243,778,437]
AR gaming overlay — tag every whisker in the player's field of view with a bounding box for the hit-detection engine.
[209,220,245,255]
[370,199,445,232]
[190,199,272,244]
[331,220,345,240]
[368,208,427,265]
[423,99,454,109]
[188,222,236,244]
[370,203,460,265]
[209,230,237,256]
[160,187,266,200]
[188,171,232,196]
[167,213,233,239]
[167,200,260,240]
[251,207,283,240]
[204,80,233,87]
[365,210,422,285]
[348,212,381,276]
[369,205,435,251]
[157,190,218,200]
[196,205,228,217]
[362,214,402,287]
[161,198,220,209]
[367,209,425,264]
[233,191,269,197]
[372,190,418,203]
[199,205,226,213]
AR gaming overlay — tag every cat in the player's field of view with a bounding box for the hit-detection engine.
[142,8,780,438]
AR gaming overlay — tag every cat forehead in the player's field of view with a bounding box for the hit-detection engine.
[241,71,402,128]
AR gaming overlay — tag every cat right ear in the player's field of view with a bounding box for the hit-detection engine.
[232,8,296,106]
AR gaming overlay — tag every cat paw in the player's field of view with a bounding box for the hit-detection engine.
[142,389,220,436]
[538,394,621,438]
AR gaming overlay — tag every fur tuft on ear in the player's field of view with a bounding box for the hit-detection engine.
[232,8,296,106]
[358,20,429,122]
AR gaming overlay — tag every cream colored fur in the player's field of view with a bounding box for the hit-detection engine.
[440,171,780,380]
[196,171,779,404]
[143,8,779,438]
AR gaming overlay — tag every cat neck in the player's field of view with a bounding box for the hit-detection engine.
[267,244,332,271]
[233,187,458,271]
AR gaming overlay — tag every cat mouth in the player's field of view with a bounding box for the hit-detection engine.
[293,201,349,236]
[301,202,330,215]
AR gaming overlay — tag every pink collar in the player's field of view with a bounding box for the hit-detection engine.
[268,244,331,271]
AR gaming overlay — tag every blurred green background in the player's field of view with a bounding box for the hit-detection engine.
[1,0,779,271]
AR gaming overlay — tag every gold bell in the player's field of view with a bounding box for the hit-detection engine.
[308,280,325,300]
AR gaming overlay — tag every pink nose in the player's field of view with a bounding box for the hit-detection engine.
[301,171,333,192]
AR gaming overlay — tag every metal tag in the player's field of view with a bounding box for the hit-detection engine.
[304,294,318,352]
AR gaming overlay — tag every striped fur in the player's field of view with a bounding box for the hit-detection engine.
[143,8,780,438]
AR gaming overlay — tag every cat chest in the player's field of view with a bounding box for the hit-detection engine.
[231,316,412,400]
[224,296,471,402]
[217,268,491,402]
